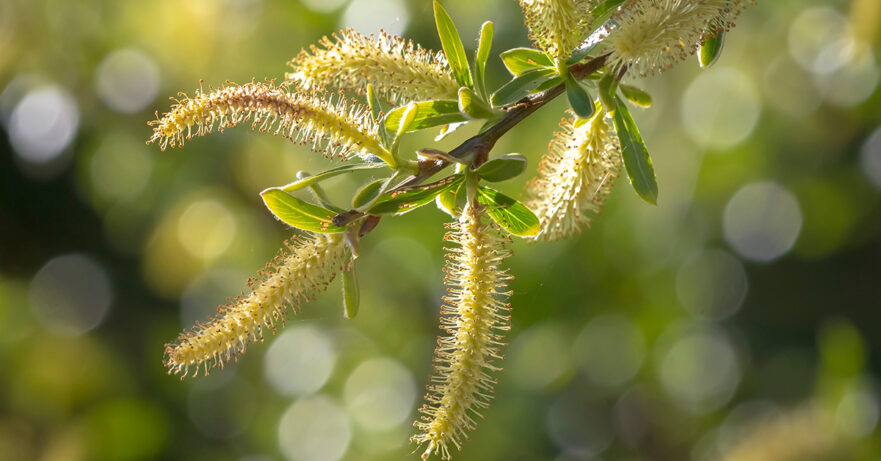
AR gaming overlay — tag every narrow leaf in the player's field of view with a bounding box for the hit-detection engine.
[491,67,558,107]
[597,74,619,112]
[619,84,652,108]
[435,120,469,141]
[699,28,726,68]
[435,181,462,217]
[474,153,527,182]
[564,71,596,119]
[475,21,494,100]
[366,84,383,122]
[500,47,554,76]
[476,186,540,237]
[591,0,627,22]
[281,163,386,192]
[384,100,467,133]
[367,175,464,215]
[458,87,495,119]
[433,1,473,88]
[611,96,658,205]
[352,178,386,209]
[260,189,345,233]
[342,268,360,319]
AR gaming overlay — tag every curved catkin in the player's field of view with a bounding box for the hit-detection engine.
[286,29,460,104]
[164,234,351,378]
[527,109,621,241]
[412,204,512,460]
[147,81,387,160]
[607,0,751,76]
[519,0,596,59]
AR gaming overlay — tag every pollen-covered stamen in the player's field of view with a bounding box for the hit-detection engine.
[607,0,751,76]
[147,81,388,161]
[412,204,512,460]
[526,108,621,241]
[163,234,351,379]
[286,29,460,104]
[519,0,596,59]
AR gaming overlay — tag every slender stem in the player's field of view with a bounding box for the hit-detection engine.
[334,54,609,228]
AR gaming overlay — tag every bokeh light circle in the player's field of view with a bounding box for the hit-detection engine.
[89,134,153,202]
[265,325,337,396]
[723,181,802,262]
[278,395,351,461]
[343,357,416,431]
[95,48,161,113]
[657,328,742,413]
[29,253,113,336]
[546,394,614,458]
[8,85,79,164]
[509,322,573,391]
[572,314,645,388]
[676,249,748,320]
[176,199,237,260]
[788,7,855,75]
[681,68,761,150]
[341,0,409,36]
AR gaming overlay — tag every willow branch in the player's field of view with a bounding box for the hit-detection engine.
[333,53,609,228]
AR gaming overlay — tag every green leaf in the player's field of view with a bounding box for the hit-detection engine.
[611,96,658,205]
[342,268,359,319]
[260,189,345,233]
[597,74,619,112]
[281,163,386,192]
[475,21,494,100]
[699,28,726,68]
[393,102,418,149]
[500,47,554,76]
[435,181,462,217]
[366,84,383,121]
[458,87,495,119]
[367,175,464,215]
[384,100,467,134]
[591,0,627,22]
[474,153,527,182]
[491,67,558,107]
[564,71,596,119]
[433,1,473,88]
[476,186,540,237]
[619,84,652,108]
[435,121,469,141]
[352,178,386,209]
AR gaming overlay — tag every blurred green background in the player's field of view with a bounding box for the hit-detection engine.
[1,0,880,460]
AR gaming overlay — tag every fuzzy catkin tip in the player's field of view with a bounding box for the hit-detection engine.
[163,234,351,379]
[147,81,387,160]
[286,29,460,104]
[412,204,513,460]
[527,108,621,241]
[607,0,752,76]
[519,0,596,59]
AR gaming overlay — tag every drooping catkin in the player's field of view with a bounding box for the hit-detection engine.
[164,234,351,378]
[607,0,750,76]
[148,81,387,161]
[519,0,597,59]
[286,29,460,104]
[527,108,621,241]
[412,204,512,460]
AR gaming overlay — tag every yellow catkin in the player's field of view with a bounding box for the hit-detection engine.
[147,81,388,161]
[607,0,751,76]
[527,108,621,241]
[412,204,512,460]
[164,234,351,378]
[519,0,597,59]
[286,29,460,104]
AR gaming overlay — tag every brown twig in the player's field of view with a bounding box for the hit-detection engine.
[332,54,609,228]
